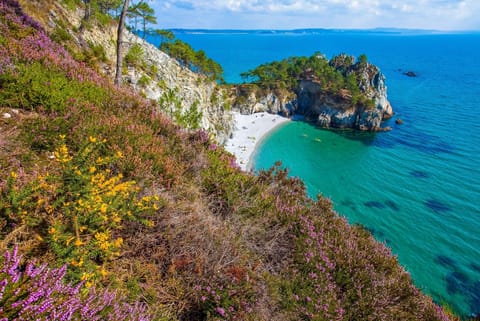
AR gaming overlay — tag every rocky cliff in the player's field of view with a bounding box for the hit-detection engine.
[232,55,393,131]
[18,0,233,143]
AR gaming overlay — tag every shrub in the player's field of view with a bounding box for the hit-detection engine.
[0,135,160,282]
[89,41,108,63]
[124,43,144,68]
[137,74,150,87]
[0,62,109,112]
[159,88,203,130]
[51,25,73,43]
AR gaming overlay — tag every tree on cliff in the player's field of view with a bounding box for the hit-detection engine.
[115,0,129,85]
[136,1,157,39]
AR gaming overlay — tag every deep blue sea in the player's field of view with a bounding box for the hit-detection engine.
[146,30,480,317]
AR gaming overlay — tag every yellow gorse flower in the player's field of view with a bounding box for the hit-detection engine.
[74,238,84,247]
[89,136,97,143]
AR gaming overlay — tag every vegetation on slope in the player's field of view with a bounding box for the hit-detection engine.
[160,37,225,83]
[0,0,459,320]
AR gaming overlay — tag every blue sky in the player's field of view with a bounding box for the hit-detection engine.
[149,0,480,31]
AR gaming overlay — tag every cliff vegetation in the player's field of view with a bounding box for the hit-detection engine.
[0,0,461,320]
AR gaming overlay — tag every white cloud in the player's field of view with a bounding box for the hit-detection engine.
[152,0,480,30]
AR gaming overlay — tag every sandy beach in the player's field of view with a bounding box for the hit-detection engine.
[224,112,290,171]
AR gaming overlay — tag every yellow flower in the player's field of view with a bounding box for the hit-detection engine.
[113,238,123,248]
[59,134,66,140]
[89,136,97,143]
[74,238,84,247]
[10,171,17,179]
[48,227,56,234]
[100,203,108,214]
[116,151,123,158]
[95,232,109,242]
[71,258,84,267]
[89,166,96,174]
[100,267,108,277]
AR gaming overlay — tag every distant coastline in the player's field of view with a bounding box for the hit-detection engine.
[156,27,477,35]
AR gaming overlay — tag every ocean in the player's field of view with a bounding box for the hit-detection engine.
[146,30,480,317]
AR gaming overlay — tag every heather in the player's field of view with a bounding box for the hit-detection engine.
[0,247,151,320]
[0,0,460,320]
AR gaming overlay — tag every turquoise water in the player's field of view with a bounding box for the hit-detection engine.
[147,30,480,317]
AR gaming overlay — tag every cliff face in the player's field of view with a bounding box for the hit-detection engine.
[229,85,296,115]
[121,33,233,143]
[18,0,233,143]
[232,57,393,131]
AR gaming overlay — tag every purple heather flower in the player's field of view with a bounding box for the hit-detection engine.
[215,307,226,317]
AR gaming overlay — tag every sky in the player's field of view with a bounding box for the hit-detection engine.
[149,0,480,31]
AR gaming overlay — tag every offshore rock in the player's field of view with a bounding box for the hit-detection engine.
[232,55,393,131]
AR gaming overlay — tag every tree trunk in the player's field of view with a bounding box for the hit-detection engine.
[143,19,146,39]
[84,0,91,21]
[115,0,130,86]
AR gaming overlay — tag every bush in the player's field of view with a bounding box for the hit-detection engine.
[124,43,145,68]
[1,135,160,282]
[0,62,109,113]
[137,74,150,87]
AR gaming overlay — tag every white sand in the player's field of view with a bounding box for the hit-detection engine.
[224,112,290,171]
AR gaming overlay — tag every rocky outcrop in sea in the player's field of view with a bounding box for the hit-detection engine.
[231,55,393,131]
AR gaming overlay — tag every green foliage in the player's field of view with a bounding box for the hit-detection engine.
[156,29,174,44]
[160,39,224,83]
[358,53,368,65]
[0,62,109,113]
[1,135,160,283]
[241,52,376,108]
[159,88,203,129]
[148,63,158,76]
[51,25,73,43]
[124,42,145,68]
[128,1,156,38]
[137,74,150,87]
[61,0,83,11]
[89,41,108,62]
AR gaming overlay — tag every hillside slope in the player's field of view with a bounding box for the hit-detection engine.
[0,1,456,320]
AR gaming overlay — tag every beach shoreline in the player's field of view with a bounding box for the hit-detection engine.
[224,112,290,171]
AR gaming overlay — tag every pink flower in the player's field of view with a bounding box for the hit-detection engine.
[215,307,226,317]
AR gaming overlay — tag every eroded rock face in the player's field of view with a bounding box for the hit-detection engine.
[230,85,296,116]
[122,32,233,143]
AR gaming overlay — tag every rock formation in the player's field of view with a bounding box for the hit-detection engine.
[231,55,394,131]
